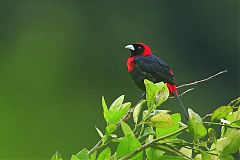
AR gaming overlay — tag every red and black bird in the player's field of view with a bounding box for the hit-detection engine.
[125,42,188,119]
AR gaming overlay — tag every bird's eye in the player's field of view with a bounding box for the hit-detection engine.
[138,46,142,50]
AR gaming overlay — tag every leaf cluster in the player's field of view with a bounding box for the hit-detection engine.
[51,80,240,160]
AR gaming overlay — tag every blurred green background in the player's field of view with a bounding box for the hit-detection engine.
[0,0,239,159]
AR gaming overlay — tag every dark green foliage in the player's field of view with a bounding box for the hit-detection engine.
[51,81,240,160]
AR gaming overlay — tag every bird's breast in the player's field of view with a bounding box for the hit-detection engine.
[127,56,136,72]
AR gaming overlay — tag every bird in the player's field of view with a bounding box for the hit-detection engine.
[125,42,188,119]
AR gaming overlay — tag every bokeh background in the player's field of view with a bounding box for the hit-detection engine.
[0,0,239,159]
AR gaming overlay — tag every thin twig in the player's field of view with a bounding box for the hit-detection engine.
[88,139,102,155]
[151,144,192,160]
[164,144,192,160]
[228,97,240,107]
[169,88,195,99]
[183,145,219,156]
[179,88,195,97]
[119,126,188,160]
[177,70,228,89]
[202,114,212,120]
[203,121,240,129]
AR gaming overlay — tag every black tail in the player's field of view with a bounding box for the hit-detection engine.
[172,91,189,120]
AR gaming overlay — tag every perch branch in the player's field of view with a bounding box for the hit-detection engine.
[119,126,188,160]
[177,70,228,89]
[169,88,194,99]
[179,88,194,97]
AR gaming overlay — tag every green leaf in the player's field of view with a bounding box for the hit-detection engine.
[144,79,158,109]
[90,151,97,160]
[102,96,109,123]
[71,155,80,160]
[133,100,146,124]
[200,151,212,160]
[109,95,125,112]
[76,148,90,160]
[188,108,207,139]
[231,119,240,126]
[142,127,155,137]
[155,82,169,106]
[146,147,165,160]
[102,96,131,125]
[219,153,234,160]
[51,152,63,160]
[144,80,169,110]
[116,135,142,160]
[171,113,181,123]
[148,112,174,128]
[193,154,202,160]
[95,126,104,138]
[121,121,134,136]
[156,113,181,138]
[118,102,131,120]
[188,108,203,123]
[107,102,131,124]
[223,130,240,154]
[227,107,240,125]
[156,124,179,138]
[142,110,149,120]
[157,155,186,160]
[233,107,240,120]
[208,128,217,144]
[106,124,117,134]
[180,147,192,158]
[210,137,231,156]
[111,153,118,160]
[97,147,111,160]
[188,120,207,139]
[211,106,233,121]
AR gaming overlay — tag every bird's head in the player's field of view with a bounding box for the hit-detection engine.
[125,42,152,57]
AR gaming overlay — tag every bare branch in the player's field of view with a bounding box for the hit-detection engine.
[169,88,195,99]
[179,88,194,97]
[177,70,228,89]
[88,139,102,155]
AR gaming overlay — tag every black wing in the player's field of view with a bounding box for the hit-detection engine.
[134,55,176,84]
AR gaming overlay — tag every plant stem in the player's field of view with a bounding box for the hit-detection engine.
[88,139,102,155]
[151,144,192,160]
[137,123,145,138]
[169,88,194,99]
[203,121,240,129]
[119,126,187,160]
[202,114,212,120]
[228,97,240,107]
[177,70,228,89]
[159,144,193,160]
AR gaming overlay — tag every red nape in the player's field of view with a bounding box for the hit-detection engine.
[166,83,178,95]
[136,42,152,56]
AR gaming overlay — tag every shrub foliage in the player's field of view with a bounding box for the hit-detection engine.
[51,80,240,160]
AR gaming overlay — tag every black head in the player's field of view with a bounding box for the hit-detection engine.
[125,43,152,56]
